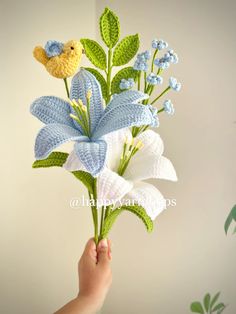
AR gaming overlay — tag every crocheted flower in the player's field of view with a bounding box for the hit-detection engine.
[164,49,178,64]
[133,50,151,72]
[169,77,181,91]
[30,69,158,176]
[154,57,170,69]
[64,129,177,220]
[163,99,175,115]
[44,40,64,57]
[146,73,163,85]
[119,78,135,90]
[152,39,168,50]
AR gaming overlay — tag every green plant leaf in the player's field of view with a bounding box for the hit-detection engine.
[81,39,107,70]
[112,34,140,66]
[100,7,120,48]
[203,294,211,312]
[190,302,204,313]
[210,292,221,311]
[212,303,225,312]
[72,171,94,194]
[111,66,138,94]
[224,204,236,234]
[32,152,68,168]
[84,67,108,100]
[102,205,153,238]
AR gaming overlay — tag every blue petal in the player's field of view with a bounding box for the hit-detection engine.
[92,103,157,140]
[74,140,107,176]
[70,69,104,133]
[30,96,78,129]
[107,90,148,111]
[35,123,88,159]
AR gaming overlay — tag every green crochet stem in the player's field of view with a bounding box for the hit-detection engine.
[151,86,170,105]
[106,48,113,104]
[63,78,70,98]
[99,206,105,241]
[89,178,98,244]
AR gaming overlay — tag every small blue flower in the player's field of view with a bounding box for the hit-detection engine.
[164,49,178,64]
[154,58,170,69]
[45,40,64,57]
[119,78,135,90]
[163,99,175,115]
[169,77,181,91]
[146,73,163,85]
[144,50,152,60]
[152,39,168,50]
[133,50,151,72]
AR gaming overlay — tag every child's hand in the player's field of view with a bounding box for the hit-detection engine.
[78,238,112,311]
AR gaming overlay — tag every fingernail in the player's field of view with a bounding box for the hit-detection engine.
[99,238,108,248]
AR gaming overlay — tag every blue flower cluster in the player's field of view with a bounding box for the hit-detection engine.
[146,73,163,85]
[169,77,181,92]
[154,49,178,69]
[45,40,64,58]
[133,50,151,72]
[152,39,168,50]
[163,100,175,115]
[119,78,135,90]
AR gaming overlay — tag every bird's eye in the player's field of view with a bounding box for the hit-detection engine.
[70,47,74,50]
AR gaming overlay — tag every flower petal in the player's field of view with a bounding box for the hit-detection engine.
[63,149,86,172]
[97,168,133,207]
[35,123,87,159]
[124,182,166,220]
[136,130,164,156]
[107,90,148,110]
[124,154,177,182]
[30,96,75,128]
[93,103,157,140]
[104,128,132,171]
[70,69,104,132]
[74,140,107,176]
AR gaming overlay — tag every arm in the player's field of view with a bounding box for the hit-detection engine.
[54,238,112,314]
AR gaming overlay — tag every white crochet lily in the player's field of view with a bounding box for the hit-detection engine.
[64,129,177,220]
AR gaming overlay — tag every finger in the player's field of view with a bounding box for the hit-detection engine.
[97,238,110,266]
[108,239,112,260]
[82,238,97,262]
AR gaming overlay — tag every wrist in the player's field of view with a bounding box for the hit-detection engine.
[76,293,101,313]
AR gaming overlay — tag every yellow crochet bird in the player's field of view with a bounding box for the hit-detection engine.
[33,40,83,79]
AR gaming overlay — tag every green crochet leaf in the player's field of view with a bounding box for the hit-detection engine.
[203,294,211,313]
[111,67,138,94]
[72,171,94,194]
[112,34,140,66]
[32,152,68,168]
[101,205,153,238]
[100,7,120,48]
[224,204,236,235]
[80,39,107,70]
[85,67,108,100]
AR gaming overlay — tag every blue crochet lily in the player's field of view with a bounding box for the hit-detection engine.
[30,69,157,176]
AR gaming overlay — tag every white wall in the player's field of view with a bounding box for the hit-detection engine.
[0,0,235,313]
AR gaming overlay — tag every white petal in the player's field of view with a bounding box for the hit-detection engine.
[124,155,177,182]
[104,128,132,171]
[123,182,166,220]
[97,168,133,207]
[63,150,86,171]
[136,130,164,156]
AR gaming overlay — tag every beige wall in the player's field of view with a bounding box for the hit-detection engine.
[1,0,235,313]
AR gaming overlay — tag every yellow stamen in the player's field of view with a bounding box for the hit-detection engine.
[135,140,143,150]
[78,99,83,107]
[86,90,92,100]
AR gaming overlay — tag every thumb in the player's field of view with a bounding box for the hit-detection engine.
[97,239,110,266]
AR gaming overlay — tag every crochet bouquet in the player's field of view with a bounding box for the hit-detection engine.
[31,8,181,243]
